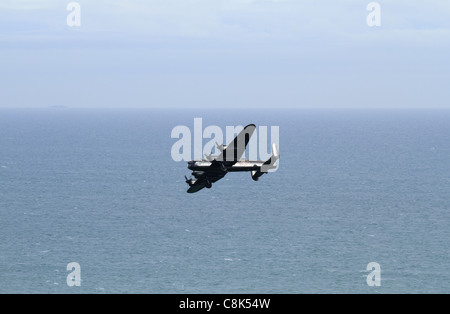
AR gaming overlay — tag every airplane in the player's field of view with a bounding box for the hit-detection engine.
[184,124,279,193]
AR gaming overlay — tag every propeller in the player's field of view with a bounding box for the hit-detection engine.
[204,152,214,161]
[185,175,195,186]
[215,141,226,152]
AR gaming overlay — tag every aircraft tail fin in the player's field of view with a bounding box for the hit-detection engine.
[252,143,279,181]
[262,143,279,170]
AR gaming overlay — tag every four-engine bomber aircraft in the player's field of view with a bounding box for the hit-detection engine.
[185,124,279,193]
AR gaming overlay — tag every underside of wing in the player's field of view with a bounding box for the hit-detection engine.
[187,181,208,193]
[186,170,226,193]
[216,124,256,162]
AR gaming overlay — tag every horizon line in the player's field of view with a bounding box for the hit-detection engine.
[1,106,450,110]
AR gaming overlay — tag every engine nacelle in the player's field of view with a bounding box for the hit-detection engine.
[192,171,205,178]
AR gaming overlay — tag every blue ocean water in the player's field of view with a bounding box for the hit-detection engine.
[0,108,449,293]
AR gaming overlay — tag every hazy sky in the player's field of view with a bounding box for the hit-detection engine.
[1,0,449,108]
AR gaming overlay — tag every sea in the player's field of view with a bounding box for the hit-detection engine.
[0,108,449,293]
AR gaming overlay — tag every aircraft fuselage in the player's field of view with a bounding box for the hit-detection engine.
[188,160,266,172]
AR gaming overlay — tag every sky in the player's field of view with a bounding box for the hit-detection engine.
[1,0,449,108]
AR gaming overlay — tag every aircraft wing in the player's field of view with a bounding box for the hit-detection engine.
[216,124,256,163]
[187,170,227,193]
